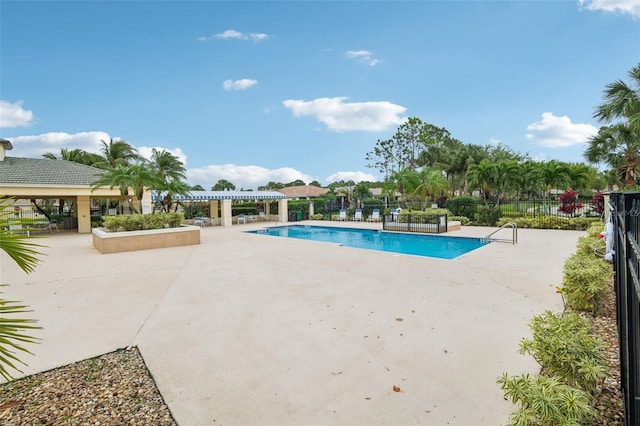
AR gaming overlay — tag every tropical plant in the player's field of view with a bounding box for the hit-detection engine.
[148,149,190,213]
[412,167,449,207]
[0,196,43,381]
[519,310,609,395]
[92,138,141,169]
[352,182,373,209]
[498,373,595,426]
[586,63,640,188]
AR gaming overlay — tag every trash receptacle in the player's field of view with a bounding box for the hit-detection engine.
[296,211,302,221]
[288,212,297,222]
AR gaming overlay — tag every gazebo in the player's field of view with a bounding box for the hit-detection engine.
[151,190,288,226]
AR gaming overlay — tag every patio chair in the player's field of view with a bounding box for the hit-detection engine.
[368,209,380,222]
[193,217,205,227]
[48,219,59,232]
[338,209,347,221]
[259,211,268,221]
[247,213,256,223]
[352,209,363,221]
[237,214,246,224]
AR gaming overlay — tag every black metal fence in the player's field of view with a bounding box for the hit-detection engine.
[382,213,448,234]
[610,192,640,426]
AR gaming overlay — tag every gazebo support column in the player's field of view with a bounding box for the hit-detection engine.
[77,195,92,234]
[278,199,288,223]
[221,199,232,227]
[209,200,219,225]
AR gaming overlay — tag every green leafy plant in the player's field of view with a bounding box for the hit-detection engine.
[497,373,595,426]
[445,196,478,219]
[102,212,184,232]
[0,196,43,381]
[519,310,609,396]
[561,253,612,314]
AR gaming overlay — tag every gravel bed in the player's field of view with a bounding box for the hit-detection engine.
[0,280,626,425]
[0,347,176,425]
[591,278,624,425]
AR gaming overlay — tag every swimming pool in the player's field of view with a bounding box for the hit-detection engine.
[247,225,489,259]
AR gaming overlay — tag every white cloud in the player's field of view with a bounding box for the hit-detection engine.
[199,29,270,42]
[489,137,501,146]
[325,171,377,184]
[346,50,379,66]
[187,164,314,190]
[8,131,110,158]
[0,100,34,128]
[579,0,640,18]
[283,97,406,132]
[525,112,598,148]
[223,79,258,91]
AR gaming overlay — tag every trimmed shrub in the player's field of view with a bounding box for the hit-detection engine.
[102,212,184,232]
[561,253,612,314]
[498,373,595,426]
[445,196,478,219]
[518,310,609,396]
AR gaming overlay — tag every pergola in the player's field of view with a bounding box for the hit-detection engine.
[151,190,288,226]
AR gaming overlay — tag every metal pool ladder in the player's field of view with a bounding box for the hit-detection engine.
[482,222,518,244]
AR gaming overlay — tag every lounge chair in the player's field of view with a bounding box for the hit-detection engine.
[352,209,363,221]
[8,222,29,237]
[237,214,246,224]
[368,209,380,222]
[338,209,347,221]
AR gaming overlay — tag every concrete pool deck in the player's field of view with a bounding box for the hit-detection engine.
[1,221,583,425]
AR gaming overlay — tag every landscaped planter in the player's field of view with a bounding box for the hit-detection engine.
[92,226,200,254]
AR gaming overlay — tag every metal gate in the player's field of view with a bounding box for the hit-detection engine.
[610,192,640,426]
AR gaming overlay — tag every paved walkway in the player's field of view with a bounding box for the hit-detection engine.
[1,222,583,425]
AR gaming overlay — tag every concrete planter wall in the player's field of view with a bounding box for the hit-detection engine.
[92,226,200,254]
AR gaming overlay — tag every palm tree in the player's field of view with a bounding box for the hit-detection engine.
[594,63,640,133]
[92,138,140,169]
[148,149,190,213]
[587,63,640,187]
[352,182,373,209]
[0,196,42,380]
[42,148,98,166]
[212,179,236,191]
[466,159,497,203]
[413,167,449,207]
[383,168,419,206]
[585,123,640,188]
[90,164,137,213]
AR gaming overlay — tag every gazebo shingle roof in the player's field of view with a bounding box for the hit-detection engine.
[0,157,105,186]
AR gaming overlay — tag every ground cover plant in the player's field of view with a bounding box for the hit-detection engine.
[102,212,183,232]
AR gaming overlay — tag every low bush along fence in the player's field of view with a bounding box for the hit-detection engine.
[102,212,184,232]
[498,222,614,425]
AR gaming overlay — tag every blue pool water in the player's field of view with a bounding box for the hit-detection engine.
[247,225,489,259]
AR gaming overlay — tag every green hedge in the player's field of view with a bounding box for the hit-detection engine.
[102,212,184,232]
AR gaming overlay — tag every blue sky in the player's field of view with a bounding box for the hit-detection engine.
[1,0,639,190]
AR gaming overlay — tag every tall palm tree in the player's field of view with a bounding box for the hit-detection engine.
[148,149,190,213]
[92,138,140,169]
[0,197,42,380]
[595,63,640,133]
[587,63,640,187]
[212,179,236,191]
[42,148,98,166]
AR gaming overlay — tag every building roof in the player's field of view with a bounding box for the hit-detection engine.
[0,156,105,186]
[151,190,287,201]
[277,185,329,199]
